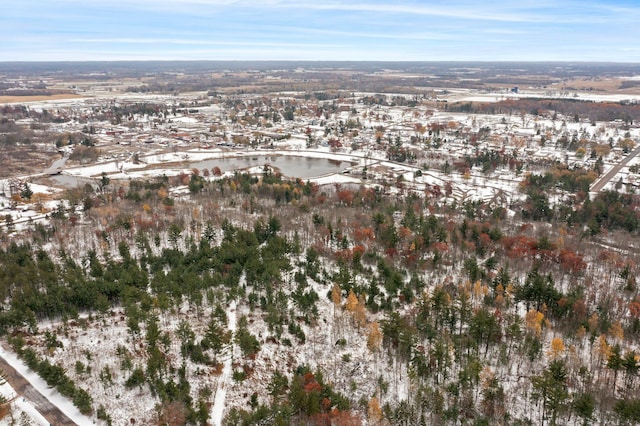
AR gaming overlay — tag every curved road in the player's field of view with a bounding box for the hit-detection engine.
[0,350,77,425]
[590,145,640,192]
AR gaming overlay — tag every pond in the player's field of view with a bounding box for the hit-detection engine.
[191,155,353,178]
[41,155,354,189]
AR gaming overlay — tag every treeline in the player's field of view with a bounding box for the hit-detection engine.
[449,98,640,122]
[0,89,53,96]
[9,335,93,415]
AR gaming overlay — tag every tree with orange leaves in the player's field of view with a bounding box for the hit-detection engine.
[548,337,566,359]
[367,322,382,353]
[368,397,383,425]
[525,309,545,337]
[345,289,358,312]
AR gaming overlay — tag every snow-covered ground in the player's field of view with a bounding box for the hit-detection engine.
[210,300,237,426]
[0,345,93,425]
[0,379,49,426]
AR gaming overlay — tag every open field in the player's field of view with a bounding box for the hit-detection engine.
[0,94,88,104]
[548,77,640,94]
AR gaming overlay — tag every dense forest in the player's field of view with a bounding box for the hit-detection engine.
[449,99,640,123]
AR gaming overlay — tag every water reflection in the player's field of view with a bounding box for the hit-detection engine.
[42,156,353,189]
[191,156,351,178]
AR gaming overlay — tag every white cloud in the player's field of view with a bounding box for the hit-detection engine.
[50,0,633,24]
[3,0,639,61]
[69,38,342,49]
[268,26,455,41]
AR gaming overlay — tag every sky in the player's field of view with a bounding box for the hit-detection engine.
[2,0,640,62]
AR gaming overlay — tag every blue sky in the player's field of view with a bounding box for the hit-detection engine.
[2,0,640,62]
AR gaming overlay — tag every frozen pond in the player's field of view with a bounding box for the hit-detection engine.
[43,155,354,188]
[191,155,352,178]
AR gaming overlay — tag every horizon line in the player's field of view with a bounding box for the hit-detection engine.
[2,59,640,64]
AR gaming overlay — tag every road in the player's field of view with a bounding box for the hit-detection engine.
[0,350,77,426]
[590,145,640,192]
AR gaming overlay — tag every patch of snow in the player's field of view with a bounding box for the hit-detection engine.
[210,301,237,425]
[0,380,47,425]
[0,345,94,426]
[311,174,362,186]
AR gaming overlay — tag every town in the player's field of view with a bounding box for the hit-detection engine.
[3,63,640,225]
[1,62,640,425]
